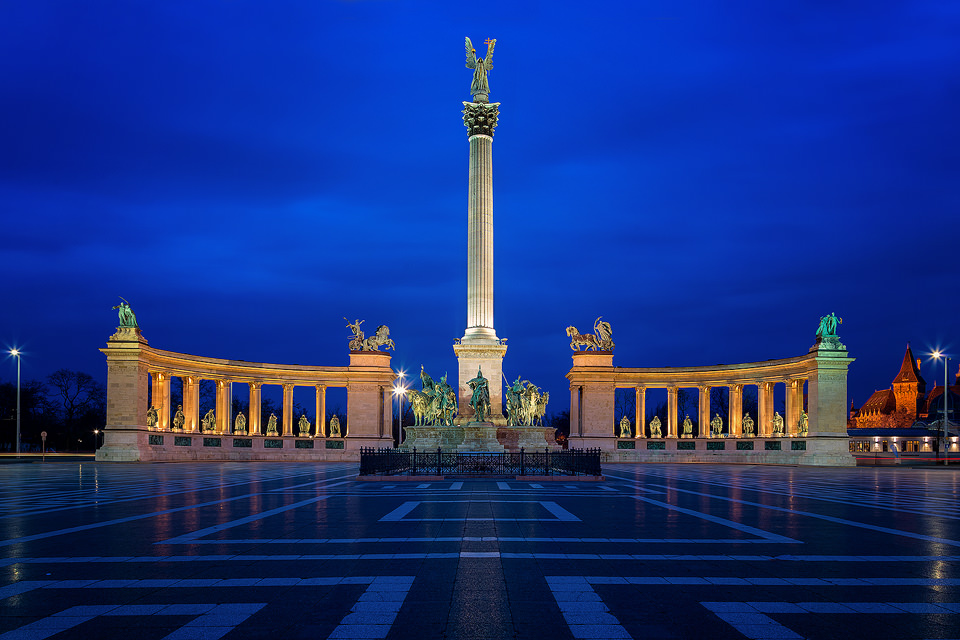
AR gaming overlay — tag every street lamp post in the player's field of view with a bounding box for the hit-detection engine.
[9,349,20,458]
[93,429,100,451]
[932,351,951,466]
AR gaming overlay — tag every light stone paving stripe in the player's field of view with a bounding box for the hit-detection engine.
[0,603,267,640]
[546,576,631,639]
[497,482,511,490]
[0,493,261,549]
[629,495,800,544]
[157,483,352,544]
[529,483,543,489]
[449,482,463,490]
[701,601,960,640]
[648,482,960,548]
[327,576,414,639]
[416,484,430,489]
[379,501,420,522]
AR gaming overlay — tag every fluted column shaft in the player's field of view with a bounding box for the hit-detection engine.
[465,134,496,340]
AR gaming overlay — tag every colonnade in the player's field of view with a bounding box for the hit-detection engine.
[625,378,807,438]
[147,373,332,437]
[98,326,396,461]
[566,343,855,464]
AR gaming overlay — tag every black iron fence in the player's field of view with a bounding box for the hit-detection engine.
[359,447,602,477]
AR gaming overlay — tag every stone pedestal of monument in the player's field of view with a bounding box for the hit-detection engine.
[400,425,464,451]
[458,422,504,452]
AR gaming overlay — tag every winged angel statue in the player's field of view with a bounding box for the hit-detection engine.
[465,37,496,103]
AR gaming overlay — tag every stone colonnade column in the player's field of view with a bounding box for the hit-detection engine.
[316,384,326,437]
[667,386,678,437]
[758,382,773,437]
[698,386,710,437]
[282,384,294,436]
[149,372,171,430]
[183,376,199,432]
[97,327,150,461]
[729,384,743,437]
[784,379,796,436]
[215,380,231,434]
[249,382,262,435]
[787,378,804,435]
[634,386,645,438]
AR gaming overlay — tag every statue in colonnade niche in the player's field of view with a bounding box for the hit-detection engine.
[146,406,158,429]
[681,415,694,438]
[172,405,185,432]
[649,416,662,438]
[467,367,491,423]
[566,317,615,352]
[742,413,755,437]
[798,411,809,436]
[112,297,139,328]
[772,411,785,436]
[298,414,311,437]
[234,412,247,435]
[266,413,278,436]
[619,415,631,438]
[201,409,216,433]
[710,413,723,438]
[329,414,342,437]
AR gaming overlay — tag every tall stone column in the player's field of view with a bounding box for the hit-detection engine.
[667,386,678,438]
[316,384,326,437]
[282,384,294,436]
[215,380,231,434]
[785,379,802,436]
[758,382,774,437]
[150,371,171,431]
[183,376,199,433]
[634,386,645,438]
[729,384,743,437]
[455,100,507,423]
[249,381,262,435]
[698,385,711,437]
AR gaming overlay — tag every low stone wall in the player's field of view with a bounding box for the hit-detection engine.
[96,431,361,462]
[596,435,854,466]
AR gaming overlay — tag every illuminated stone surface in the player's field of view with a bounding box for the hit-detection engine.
[1,462,958,639]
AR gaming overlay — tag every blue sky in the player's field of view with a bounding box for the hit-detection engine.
[2,0,959,413]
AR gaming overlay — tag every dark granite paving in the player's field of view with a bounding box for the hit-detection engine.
[1,462,959,639]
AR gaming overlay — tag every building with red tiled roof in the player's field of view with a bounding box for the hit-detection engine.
[849,344,959,429]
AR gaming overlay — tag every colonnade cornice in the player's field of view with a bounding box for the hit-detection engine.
[135,346,393,387]
[567,352,821,387]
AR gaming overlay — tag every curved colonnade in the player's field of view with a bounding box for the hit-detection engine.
[567,342,855,465]
[97,327,395,461]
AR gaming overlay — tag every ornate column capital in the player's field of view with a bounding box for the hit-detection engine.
[250,380,263,391]
[462,101,500,137]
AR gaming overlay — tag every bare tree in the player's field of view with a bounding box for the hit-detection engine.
[46,370,105,449]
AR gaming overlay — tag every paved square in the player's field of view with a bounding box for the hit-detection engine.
[1,462,958,639]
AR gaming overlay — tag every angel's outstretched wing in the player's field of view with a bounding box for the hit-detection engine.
[465,37,477,69]
[484,38,495,70]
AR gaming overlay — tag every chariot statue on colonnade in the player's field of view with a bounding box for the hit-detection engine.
[345,318,395,352]
[566,317,615,351]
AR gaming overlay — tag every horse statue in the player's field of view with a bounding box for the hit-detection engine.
[534,391,549,427]
[566,317,614,351]
[566,326,599,351]
[361,325,395,351]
